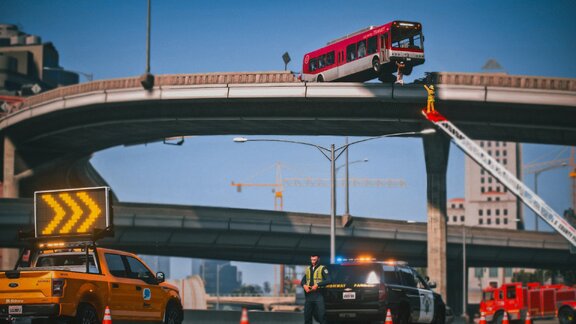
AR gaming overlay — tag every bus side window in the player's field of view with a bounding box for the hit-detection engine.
[367,36,377,54]
[357,40,366,58]
[346,44,356,62]
[327,52,335,66]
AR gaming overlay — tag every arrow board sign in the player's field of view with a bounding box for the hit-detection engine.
[34,187,112,239]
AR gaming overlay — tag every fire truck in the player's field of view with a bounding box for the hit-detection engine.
[479,282,576,324]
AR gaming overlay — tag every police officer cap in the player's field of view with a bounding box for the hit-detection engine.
[310,253,320,257]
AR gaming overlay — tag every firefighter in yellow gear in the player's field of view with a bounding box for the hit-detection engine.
[424,85,436,113]
[301,253,331,324]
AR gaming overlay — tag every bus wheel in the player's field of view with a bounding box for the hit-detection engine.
[316,75,324,82]
[372,57,381,74]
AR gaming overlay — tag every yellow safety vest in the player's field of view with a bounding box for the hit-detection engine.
[305,265,325,286]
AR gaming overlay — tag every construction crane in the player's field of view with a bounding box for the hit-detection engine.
[422,107,576,247]
[231,162,406,211]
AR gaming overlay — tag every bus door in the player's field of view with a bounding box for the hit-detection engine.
[381,33,390,62]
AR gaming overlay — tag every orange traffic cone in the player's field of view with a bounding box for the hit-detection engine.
[239,308,249,324]
[524,312,532,324]
[479,312,487,324]
[102,306,112,324]
[384,308,393,324]
[502,312,509,324]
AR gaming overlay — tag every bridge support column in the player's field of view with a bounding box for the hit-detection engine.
[3,136,19,198]
[1,136,20,269]
[422,132,450,301]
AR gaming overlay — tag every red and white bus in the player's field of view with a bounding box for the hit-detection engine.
[301,21,425,83]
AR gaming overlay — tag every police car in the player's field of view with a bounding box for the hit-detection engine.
[324,258,445,324]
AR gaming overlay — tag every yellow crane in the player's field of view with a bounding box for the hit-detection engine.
[231,162,407,211]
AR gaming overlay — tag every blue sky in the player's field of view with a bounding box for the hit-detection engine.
[2,0,575,286]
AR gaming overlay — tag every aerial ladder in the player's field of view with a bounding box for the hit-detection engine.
[422,103,576,247]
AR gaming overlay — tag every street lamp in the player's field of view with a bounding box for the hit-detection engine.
[216,263,223,310]
[336,152,369,227]
[533,163,568,231]
[234,128,435,263]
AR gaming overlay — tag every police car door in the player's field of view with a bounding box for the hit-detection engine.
[415,274,434,323]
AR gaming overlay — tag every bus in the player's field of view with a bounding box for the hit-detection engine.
[301,21,425,83]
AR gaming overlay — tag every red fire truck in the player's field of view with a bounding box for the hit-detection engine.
[480,282,576,324]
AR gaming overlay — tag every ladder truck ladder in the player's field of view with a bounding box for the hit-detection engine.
[422,109,576,247]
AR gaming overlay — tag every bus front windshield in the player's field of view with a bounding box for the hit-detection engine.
[391,25,423,50]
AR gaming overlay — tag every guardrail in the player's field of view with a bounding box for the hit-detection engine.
[4,71,299,114]
[432,72,576,91]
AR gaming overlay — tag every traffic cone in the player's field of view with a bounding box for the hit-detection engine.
[502,312,509,324]
[239,308,249,324]
[384,308,393,324]
[102,306,112,324]
[524,312,532,324]
[479,312,487,324]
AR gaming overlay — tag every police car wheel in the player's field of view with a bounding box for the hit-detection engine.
[74,304,99,324]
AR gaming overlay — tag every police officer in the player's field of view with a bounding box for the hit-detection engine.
[301,253,330,324]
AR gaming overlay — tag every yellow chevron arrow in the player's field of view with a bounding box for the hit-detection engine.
[59,193,83,234]
[76,192,102,233]
[41,194,66,235]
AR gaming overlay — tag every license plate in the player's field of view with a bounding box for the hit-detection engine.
[342,292,356,300]
[339,312,357,318]
[8,305,22,315]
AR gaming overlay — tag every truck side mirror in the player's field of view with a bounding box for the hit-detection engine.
[156,272,165,283]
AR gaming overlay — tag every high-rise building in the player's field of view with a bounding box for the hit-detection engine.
[0,24,82,269]
[447,140,526,304]
[448,140,523,228]
[200,260,242,295]
[0,24,79,97]
[139,255,172,279]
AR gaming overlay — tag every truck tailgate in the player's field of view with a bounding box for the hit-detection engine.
[0,271,53,301]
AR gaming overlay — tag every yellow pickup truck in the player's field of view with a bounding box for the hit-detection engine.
[0,245,183,323]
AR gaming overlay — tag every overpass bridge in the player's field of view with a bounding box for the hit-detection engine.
[1,198,573,268]
[1,71,575,312]
[1,71,575,198]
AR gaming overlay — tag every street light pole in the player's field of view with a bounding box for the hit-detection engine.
[462,225,467,319]
[330,144,337,263]
[233,129,435,264]
[216,264,222,310]
[345,138,350,218]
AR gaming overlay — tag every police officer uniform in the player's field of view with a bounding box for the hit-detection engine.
[300,256,330,324]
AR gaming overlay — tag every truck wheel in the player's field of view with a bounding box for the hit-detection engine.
[164,302,183,324]
[558,307,576,324]
[493,312,504,324]
[74,304,99,324]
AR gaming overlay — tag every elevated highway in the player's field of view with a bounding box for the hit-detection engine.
[1,198,573,268]
[1,71,575,309]
[1,71,575,197]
